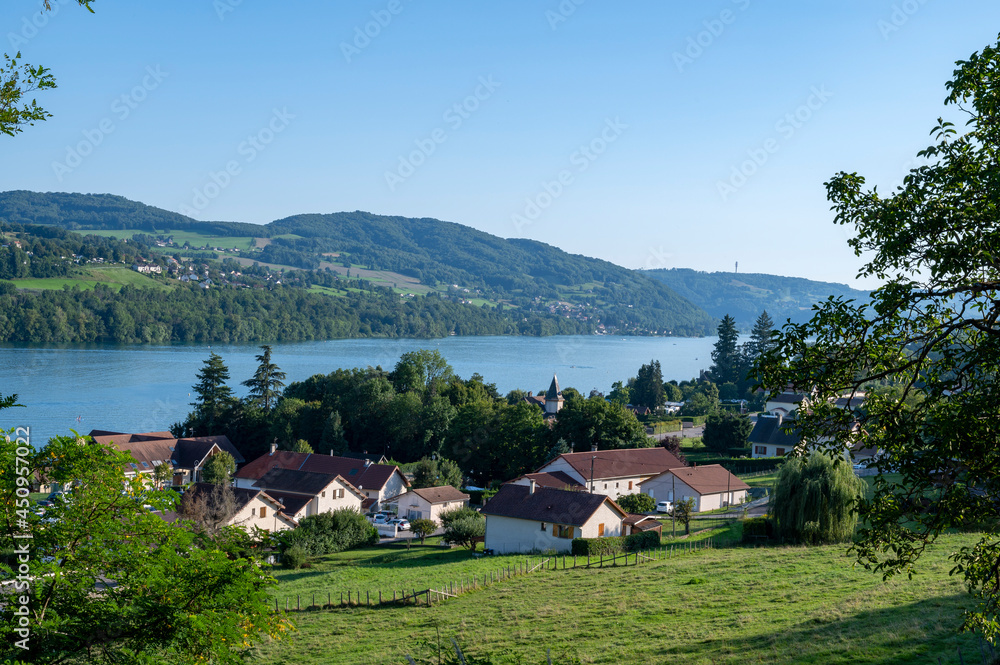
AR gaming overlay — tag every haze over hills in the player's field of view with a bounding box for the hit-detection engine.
[645,268,872,331]
[0,191,873,339]
[0,191,714,336]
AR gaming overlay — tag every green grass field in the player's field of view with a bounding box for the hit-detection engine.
[13,266,170,292]
[251,533,984,665]
[80,228,257,251]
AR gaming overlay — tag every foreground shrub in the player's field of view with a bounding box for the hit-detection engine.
[279,508,378,556]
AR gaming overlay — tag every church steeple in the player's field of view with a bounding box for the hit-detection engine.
[544,374,563,415]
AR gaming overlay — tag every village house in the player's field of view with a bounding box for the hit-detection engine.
[180,482,297,532]
[507,471,585,492]
[639,464,750,512]
[248,467,366,520]
[88,430,246,485]
[481,481,628,554]
[391,485,470,524]
[234,448,409,512]
[523,374,564,417]
[533,446,686,500]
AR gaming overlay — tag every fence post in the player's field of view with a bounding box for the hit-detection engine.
[341,591,344,607]
[426,590,431,606]
[367,590,370,607]
[328,591,331,608]
[297,595,300,611]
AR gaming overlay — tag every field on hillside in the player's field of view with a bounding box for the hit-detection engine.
[251,533,984,665]
[13,266,170,292]
[81,228,258,250]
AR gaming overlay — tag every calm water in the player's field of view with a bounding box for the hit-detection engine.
[1,335,720,444]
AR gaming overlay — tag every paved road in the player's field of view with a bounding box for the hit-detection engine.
[650,424,704,441]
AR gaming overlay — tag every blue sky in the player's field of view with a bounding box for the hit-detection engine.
[2,1,998,288]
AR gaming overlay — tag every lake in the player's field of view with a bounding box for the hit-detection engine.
[1,335,721,444]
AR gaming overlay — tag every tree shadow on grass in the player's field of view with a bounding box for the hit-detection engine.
[655,594,982,665]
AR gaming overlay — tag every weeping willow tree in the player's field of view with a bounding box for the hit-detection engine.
[772,451,865,544]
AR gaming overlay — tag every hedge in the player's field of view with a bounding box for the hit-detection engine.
[465,488,498,506]
[741,517,774,542]
[571,530,660,556]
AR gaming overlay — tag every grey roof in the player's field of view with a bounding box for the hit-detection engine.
[482,484,623,526]
[253,468,341,495]
[546,374,562,400]
[748,415,800,447]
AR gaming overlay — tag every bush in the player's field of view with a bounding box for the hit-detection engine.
[571,531,660,556]
[282,543,308,569]
[439,506,479,529]
[280,508,378,556]
[741,517,774,542]
[616,493,655,514]
[442,514,485,551]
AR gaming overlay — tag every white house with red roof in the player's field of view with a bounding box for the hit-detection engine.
[639,464,750,512]
[392,486,469,524]
[234,449,409,512]
[248,468,366,520]
[481,482,627,554]
[533,447,686,500]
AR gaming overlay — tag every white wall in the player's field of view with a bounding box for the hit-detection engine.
[535,458,644,499]
[231,495,294,532]
[642,474,748,512]
[484,515,578,554]
[578,502,624,538]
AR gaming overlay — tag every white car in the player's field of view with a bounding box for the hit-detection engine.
[656,500,673,514]
[389,518,410,530]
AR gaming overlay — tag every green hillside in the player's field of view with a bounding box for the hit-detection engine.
[0,191,715,336]
[645,267,872,330]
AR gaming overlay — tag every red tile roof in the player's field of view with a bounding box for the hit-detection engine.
[507,471,585,490]
[404,486,470,504]
[482,484,625,526]
[234,451,407,493]
[641,464,750,495]
[545,447,686,481]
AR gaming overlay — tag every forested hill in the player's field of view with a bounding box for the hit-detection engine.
[644,268,872,330]
[0,191,715,336]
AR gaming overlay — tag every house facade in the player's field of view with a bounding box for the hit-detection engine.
[534,447,686,501]
[481,482,627,554]
[234,449,409,512]
[180,483,297,533]
[88,430,246,485]
[249,468,366,520]
[640,464,750,512]
[392,486,470,524]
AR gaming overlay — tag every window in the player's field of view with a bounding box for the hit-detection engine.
[776,448,786,456]
[598,523,605,537]
[615,482,619,488]
[540,522,547,531]
[552,524,573,539]
[322,491,326,498]
[754,445,767,455]
[338,488,345,499]
[604,483,608,490]
[260,507,267,518]
[628,481,633,490]
[251,508,256,516]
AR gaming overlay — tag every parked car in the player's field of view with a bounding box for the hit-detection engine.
[389,518,410,531]
[369,514,391,524]
[656,500,673,514]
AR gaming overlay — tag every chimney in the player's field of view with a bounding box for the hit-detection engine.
[330,450,334,456]
[528,478,536,495]
[364,459,372,468]
[269,441,277,455]
[591,444,598,453]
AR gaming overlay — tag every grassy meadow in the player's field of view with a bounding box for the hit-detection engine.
[13,265,170,292]
[251,532,984,665]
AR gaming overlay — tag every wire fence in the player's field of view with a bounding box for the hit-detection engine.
[271,540,727,613]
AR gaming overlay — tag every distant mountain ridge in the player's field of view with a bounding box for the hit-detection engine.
[644,268,872,331]
[0,191,714,336]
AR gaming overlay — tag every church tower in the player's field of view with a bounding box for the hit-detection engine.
[544,374,563,415]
